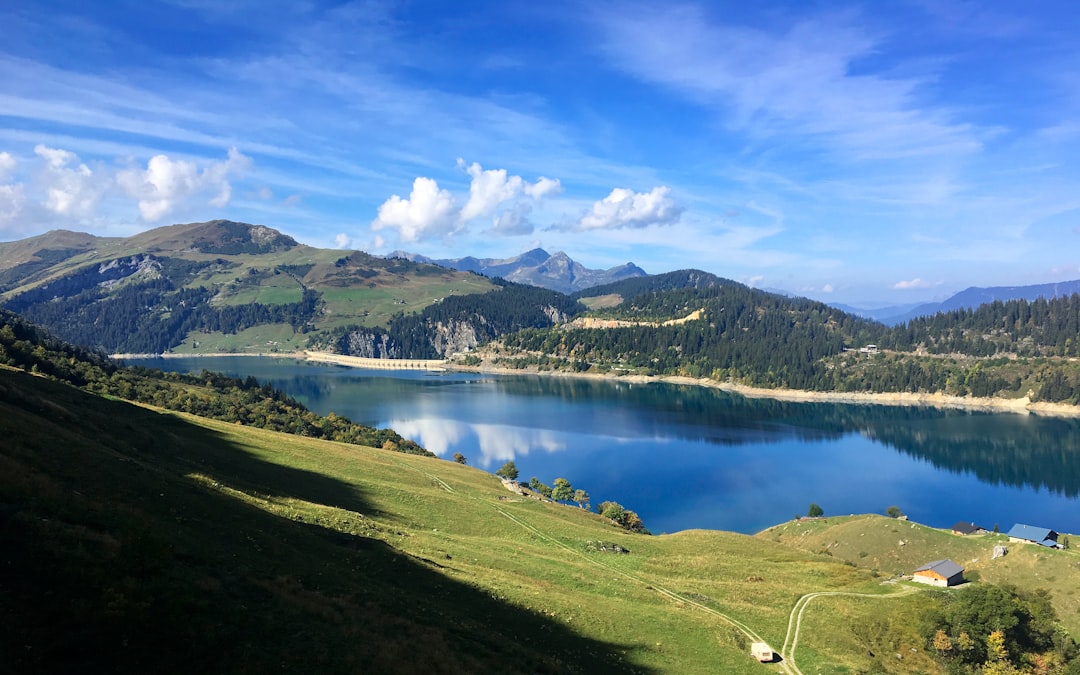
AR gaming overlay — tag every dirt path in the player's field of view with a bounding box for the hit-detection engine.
[393,459,796,673]
[780,587,923,674]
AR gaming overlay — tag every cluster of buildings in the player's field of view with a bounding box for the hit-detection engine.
[911,521,1065,588]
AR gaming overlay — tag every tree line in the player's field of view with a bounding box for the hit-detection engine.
[497,284,1080,403]
[493,461,648,533]
[0,309,431,456]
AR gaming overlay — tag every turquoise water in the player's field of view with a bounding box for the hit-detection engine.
[132,356,1080,535]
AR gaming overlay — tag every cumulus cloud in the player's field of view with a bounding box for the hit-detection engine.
[117,147,251,221]
[0,152,22,226]
[0,183,26,227]
[575,186,682,231]
[33,145,108,218]
[371,176,458,242]
[457,159,561,222]
[334,233,352,249]
[0,152,16,181]
[373,161,562,242]
[489,203,535,236]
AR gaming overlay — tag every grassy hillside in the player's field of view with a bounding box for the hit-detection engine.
[4,306,1080,672]
[761,515,1080,638]
[2,362,943,674]
[0,221,496,354]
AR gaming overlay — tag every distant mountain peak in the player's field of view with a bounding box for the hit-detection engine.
[830,278,1080,325]
[385,248,646,294]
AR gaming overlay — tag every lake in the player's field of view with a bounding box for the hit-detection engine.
[131,356,1080,536]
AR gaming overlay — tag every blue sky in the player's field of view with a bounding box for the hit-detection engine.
[1,1,1079,305]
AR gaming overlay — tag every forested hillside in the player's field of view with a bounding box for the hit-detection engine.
[879,295,1080,357]
[0,221,555,355]
[0,309,430,455]
[571,269,724,303]
[491,284,1080,405]
[502,282,883,383]
[312,279,585,358]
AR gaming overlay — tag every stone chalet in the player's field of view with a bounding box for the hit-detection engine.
[1006,524,1060,548]
[913,559,965,587]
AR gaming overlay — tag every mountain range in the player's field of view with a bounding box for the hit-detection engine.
[833,279,1080,325]
[388,248,647,294]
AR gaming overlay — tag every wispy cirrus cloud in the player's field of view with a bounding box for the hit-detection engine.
[595,4,984,161]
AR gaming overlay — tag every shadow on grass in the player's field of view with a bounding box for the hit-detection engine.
[0,369,655,674]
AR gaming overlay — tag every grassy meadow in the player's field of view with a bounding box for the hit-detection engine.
[4,362,1080,673]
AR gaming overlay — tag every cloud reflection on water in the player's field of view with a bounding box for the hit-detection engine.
[388,418,566,467]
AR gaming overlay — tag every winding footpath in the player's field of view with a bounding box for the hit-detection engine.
[780,586,924,674]
[399,460,926,673]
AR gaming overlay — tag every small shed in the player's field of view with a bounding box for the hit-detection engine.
[751,642,774,662]
[951,521,986,536]
[1006,524,1059,548]
[913,559,965,587]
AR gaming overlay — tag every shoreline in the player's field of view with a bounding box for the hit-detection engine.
[113,350,1080,418]
[441,362,1080,418]
[111,351,309,360]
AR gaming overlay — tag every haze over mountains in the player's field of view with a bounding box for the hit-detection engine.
[833,280,1080,325]
[388,248,647,295]
[386,245,1080,325]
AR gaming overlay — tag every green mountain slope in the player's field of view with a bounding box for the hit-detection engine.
[0,221,512,355]
[4,314,1080,673]
[0,319,925,674]
[484,283,1080,405]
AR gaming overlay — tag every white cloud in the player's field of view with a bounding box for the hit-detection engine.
[0,183,26,226]
[821,283,834,293]
[457,159,562,222]
[598,6,982,160]
[893,278,935,289]
[575,186,682,230]
[334,232,352,248]
[370,176,458,242]
[0,151,16,180]
[746,199,784,224]
[525,176,561,200]
[372,161,563,242]
[33,144,107,217]
[0,152,21,226]
[117,147,251,221]
[489,203,534,236]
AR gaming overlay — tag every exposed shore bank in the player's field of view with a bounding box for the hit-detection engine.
[112,350,1080,417]
[442,361,1080,418]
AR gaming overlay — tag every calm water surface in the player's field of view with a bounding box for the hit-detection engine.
[133,356,1080,535]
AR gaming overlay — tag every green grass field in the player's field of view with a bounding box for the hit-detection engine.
[172,324,308,353]
[762,515,1080,638]
[5,365,1079,673]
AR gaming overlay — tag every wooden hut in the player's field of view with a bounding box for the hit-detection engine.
[913,559,964,587]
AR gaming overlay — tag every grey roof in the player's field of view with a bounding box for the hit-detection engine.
[951,521,983,534]
[1006,524,1056,543]
[915,559,964,578]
